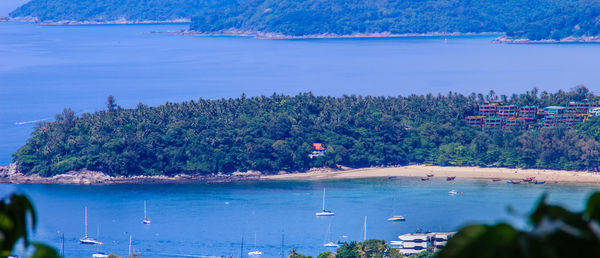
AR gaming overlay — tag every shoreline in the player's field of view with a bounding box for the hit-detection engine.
[174,29,502,39]
[3,16,191,25]
[263,165,600,184]
[4,19,599,43]
[2,164,600,185]
[491,35,600,44]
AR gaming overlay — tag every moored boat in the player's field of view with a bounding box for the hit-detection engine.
[446,176,456,181]
[387,215,406,221]
[507,180,521,184]
[316,188,335,216]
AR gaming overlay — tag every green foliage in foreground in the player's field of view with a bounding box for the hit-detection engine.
[0,194,60,258]
[12,87,600,177]
[190,0,600,39]
[439,192,600,258]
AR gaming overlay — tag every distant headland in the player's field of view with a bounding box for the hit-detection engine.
[7,0,600,43]
[9,86,600,182]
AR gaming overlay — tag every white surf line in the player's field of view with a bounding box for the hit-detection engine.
[14,117,52,125]
[14,109,93,125]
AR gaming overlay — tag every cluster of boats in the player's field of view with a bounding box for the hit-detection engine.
[506,177,546,184]
[79,201,151,258]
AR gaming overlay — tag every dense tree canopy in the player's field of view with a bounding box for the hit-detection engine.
[12,87,600,177]
[10,0,600,40]
[190,0,600,39]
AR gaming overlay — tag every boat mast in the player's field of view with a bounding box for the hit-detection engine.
[363,216,367,241]
[84,207,88,238]
[322,189,326,211]
[128,234,132,257]
[240,235,244,258]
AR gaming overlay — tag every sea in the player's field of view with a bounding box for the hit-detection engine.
[2,21,600,257]
[1,178,599,257]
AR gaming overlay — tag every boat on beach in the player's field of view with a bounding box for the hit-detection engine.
[507,180,521,184]
[534,180,546,184]
[421,177,429,181]
[427,174,434,177]
[492,178,501,182]
[446,176,456,181]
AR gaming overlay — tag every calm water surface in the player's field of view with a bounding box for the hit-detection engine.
[2,22,600,164]
[0,178,598,257]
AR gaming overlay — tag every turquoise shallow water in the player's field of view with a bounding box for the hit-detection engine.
[0,178,598,257]
[2,22,600,165]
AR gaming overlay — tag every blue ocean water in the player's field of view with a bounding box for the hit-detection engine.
[2,22,600,165]
[0,178,597,257]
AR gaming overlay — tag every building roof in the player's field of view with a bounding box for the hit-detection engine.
[312,143,326,151]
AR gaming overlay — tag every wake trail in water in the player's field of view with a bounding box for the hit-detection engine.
[14,118,52,125]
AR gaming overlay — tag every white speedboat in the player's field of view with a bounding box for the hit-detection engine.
[324,242,339,247]
[387,215,406,221]
[92,252,109,258]
[448,190,458,195]
[316,188,335,216]
[248,251,263,256]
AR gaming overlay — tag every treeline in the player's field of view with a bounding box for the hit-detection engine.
[9,0,239,22]
[190,0,600,39]
[12,87,600,177]
[11,0,600,40]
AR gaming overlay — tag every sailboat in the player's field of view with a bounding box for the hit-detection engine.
[315,188,335,216]
[323,224,338,248]
[80,207,103,245]
[142,200,151,224]
[387,195,405,222]
[247,233,263,256]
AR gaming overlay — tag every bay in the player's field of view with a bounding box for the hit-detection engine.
[2,22,600,165]
[0,178,597,257]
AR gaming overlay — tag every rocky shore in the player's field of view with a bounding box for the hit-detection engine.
[0,165,261,185]
[167,28,501,39]
[492,35,600,43]
[6,16,190,25]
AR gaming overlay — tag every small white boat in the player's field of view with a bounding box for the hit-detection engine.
[448,190,458,195]
[248,251,264,256]
[92,253,109,258]
[248,233,263,256]
[142,200,151,224]
[80,207,102,245]
[316,188,335,216]
[324,242,339,247]
[387,215,406,221]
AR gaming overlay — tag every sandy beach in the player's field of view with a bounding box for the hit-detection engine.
[262,165,600,184]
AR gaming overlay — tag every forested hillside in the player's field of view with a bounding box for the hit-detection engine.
[10,0,600,40]
[12,87,600,177]
[190,0,600,40]
[9,0,237,22]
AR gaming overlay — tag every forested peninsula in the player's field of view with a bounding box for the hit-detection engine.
[11,87,600,178]
[9,0,600,42]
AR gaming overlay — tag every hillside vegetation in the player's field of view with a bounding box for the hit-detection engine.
[12,87,600,177]
[10,0,600,40]
[191,0,600,40]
